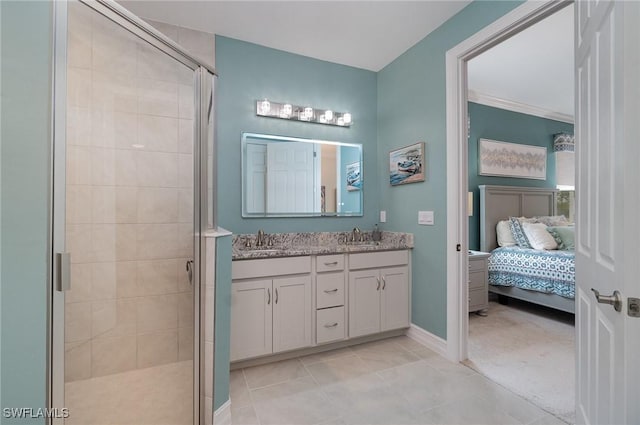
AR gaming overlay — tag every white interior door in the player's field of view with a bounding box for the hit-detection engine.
[575,1,640,424]
[267,142,315,213]
[245,143,267,213]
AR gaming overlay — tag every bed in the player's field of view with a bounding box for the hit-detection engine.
[479,185,575,314]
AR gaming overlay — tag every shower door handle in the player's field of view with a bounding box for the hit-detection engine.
[55,252,71,292]
[186,260,194,285]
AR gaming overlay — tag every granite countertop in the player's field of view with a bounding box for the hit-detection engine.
[232,231,413,260]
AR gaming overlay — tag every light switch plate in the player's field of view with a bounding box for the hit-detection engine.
[380,210,386,223]
[418,211,434,225]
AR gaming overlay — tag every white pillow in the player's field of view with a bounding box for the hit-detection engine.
[522,222,558,250]
[496,220,517,247]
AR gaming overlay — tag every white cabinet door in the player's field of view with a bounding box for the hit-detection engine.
[380,266,410,332]
[349,269,382,338]
[230,279,272,361]
[273,275,312,353]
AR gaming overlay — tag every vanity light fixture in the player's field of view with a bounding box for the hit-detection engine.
[255,99,352,127]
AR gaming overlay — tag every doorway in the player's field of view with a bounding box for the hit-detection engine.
[50,1,216,424]
[444,0,575,418]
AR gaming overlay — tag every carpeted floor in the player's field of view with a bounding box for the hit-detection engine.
[465,299,575,424]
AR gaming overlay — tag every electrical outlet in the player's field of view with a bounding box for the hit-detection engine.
[380,210,386,223]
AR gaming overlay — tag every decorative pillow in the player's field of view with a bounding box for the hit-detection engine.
[496,220,517,247]
[522,222,558,250]
[546,228,565,250]
[547,225,575,250]
[534,215,571,227]
[509,217,533,248]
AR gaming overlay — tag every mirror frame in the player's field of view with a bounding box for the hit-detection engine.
[241,132,363,217]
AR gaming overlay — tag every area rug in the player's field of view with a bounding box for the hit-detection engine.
[464,300,575,424]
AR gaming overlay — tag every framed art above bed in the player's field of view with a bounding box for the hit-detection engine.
[478,139,547,180]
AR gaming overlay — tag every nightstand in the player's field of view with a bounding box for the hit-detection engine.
[468,250,490,315]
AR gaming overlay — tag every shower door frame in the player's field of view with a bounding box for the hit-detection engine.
[49,1,217,424]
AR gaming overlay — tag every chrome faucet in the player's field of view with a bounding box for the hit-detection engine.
[350,227,363,243]
[256,229,266,247]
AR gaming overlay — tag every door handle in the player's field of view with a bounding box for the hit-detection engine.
[275,288,279,304]
[591,288,622,312]
[55,252,71,292]
[324,288,338,294]
[376,277,380,291]
[267,288,271,305]
[185,260,194,285]
[382,276,386,290]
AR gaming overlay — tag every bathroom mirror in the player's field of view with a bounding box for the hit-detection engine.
[242,132,363,217]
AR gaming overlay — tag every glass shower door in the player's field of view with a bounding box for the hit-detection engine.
[60,2,198,423]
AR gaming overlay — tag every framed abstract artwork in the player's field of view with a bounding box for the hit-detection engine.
[478,138,546,180]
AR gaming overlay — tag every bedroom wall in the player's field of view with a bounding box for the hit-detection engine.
[467,101,574,251]
[377,1,525,340]
[215,36,378,235]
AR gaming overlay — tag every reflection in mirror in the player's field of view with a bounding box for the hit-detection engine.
[242,133,363,217]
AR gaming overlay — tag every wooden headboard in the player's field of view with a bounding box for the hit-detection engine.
[479,185,557,252]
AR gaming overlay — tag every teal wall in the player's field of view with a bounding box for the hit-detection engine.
[215,36,378,234]
[467,102,574,250]
[213,234,232,410]
[0,1,52,423]
[376,1,524,339]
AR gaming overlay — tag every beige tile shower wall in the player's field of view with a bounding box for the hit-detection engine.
[63,4,213,382]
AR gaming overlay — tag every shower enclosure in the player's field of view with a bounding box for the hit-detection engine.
[50,1,216,424]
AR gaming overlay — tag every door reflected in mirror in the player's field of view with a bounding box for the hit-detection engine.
[242,133,363,217]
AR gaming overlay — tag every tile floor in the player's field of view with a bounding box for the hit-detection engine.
[229,336,569,425]
[65,360,193,425]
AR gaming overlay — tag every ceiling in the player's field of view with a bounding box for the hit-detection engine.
[468,4,574,118]
[119,1,471,72]
[120,1,574,118]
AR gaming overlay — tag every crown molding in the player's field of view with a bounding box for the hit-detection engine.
[468,90,574,124]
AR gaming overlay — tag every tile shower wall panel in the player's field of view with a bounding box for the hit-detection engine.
[64,3,201,381]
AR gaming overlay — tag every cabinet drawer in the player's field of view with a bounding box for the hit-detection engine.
[469,270,486,290]
[349,250,409,270]
[316,254,345,273]
[232,256,311,280]
[469,257,486,272]
[316,272,345,309]
[316,306,346,344]
[469,288,488,310]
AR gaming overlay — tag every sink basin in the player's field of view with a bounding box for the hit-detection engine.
[243,249,283,254]
[349,243,381,248]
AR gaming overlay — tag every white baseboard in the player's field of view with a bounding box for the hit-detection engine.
[213,399,231,425]
[406,323,447,358]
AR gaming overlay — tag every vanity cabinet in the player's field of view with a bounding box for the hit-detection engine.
[315,254,347,345]
[348,251,410,338]
[231,249,411,363]
[230,258,312,362]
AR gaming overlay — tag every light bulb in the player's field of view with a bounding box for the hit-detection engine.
[283,104,292,116]
[324,110,333,121]
[343,112,352,124]
[260,99,271,114]
[304,107,313,119]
